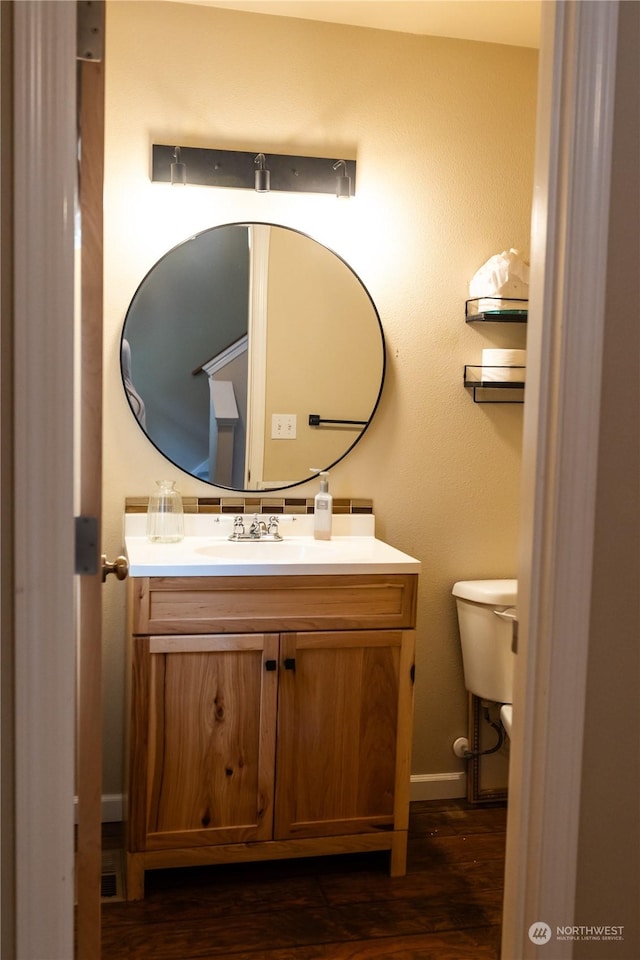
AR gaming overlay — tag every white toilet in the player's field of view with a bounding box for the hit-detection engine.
[452,579,517,737]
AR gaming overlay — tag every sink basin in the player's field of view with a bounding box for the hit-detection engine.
[124,532,421,577]
[195,537,381,563]
[123,513,421,577]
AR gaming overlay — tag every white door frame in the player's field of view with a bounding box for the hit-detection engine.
[502,1,619,957]
[246,223,269,488]
[6,1,622,955]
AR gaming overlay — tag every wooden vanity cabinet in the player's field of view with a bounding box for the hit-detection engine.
[125,574,417,899]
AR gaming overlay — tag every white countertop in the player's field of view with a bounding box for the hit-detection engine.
[124,514,421,577]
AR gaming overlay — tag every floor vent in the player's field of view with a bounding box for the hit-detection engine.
[101,849,125,902]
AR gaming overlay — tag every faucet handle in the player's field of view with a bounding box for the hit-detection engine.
[267,515,280,534]
[267,516,283,539]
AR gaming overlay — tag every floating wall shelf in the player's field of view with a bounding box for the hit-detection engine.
[463,365,525,404]
[465,298,528,323]
[463,299,527,403]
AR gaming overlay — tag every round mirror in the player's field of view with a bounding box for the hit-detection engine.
[120,223,385,491]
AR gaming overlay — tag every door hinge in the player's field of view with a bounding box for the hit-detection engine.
[77,0,105,62]
[75,515,99,575]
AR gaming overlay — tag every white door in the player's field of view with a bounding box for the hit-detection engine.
[11,2,77,958]
[10,3,114,958]
[502,2,620,957]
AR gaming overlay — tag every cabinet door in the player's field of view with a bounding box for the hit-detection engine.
[129,634,278,851]
[274,631,414,840]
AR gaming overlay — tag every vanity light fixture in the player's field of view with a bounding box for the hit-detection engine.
[152,144,356,196]
[333,159,351,199]
[170,146,187,185]
[254,153,271,193]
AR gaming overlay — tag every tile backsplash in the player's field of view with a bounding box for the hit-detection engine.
[125,495,373,515]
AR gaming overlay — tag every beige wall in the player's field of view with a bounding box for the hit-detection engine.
[102,1,537,798]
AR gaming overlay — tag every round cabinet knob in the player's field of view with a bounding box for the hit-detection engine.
[101,554,129,583]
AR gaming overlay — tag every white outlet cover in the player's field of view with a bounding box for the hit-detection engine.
[271,414,297,439]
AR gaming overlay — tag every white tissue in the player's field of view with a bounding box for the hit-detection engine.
[481,349,527,383]
[469,249,530,300]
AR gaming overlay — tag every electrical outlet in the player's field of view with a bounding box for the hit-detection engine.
[271,414,297,439]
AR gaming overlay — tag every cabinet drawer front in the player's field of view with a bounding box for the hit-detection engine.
[131,574,418,635]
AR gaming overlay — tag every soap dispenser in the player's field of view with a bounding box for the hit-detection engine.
[311,470,332,540]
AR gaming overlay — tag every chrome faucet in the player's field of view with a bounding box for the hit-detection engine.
[249,515,268,539]
[228,514,283,542]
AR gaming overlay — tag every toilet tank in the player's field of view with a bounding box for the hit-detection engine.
[452,579,517,703]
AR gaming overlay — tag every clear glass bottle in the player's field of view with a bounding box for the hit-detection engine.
[146,480,184,542]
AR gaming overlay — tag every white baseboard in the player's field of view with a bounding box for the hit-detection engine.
[81,779,465,825]
[410,772,466,801]
[74,793,124,824]
[101,793,124,822]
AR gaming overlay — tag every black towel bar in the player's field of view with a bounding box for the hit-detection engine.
[308,413,367,427]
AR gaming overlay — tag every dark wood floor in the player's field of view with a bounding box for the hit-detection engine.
[101,799,506,960]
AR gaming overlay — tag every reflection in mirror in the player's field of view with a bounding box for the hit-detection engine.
[120,223,385,491]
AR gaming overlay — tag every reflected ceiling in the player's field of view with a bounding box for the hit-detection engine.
[174,0,541,48]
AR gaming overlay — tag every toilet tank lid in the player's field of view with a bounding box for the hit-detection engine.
[452,579,517,604]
